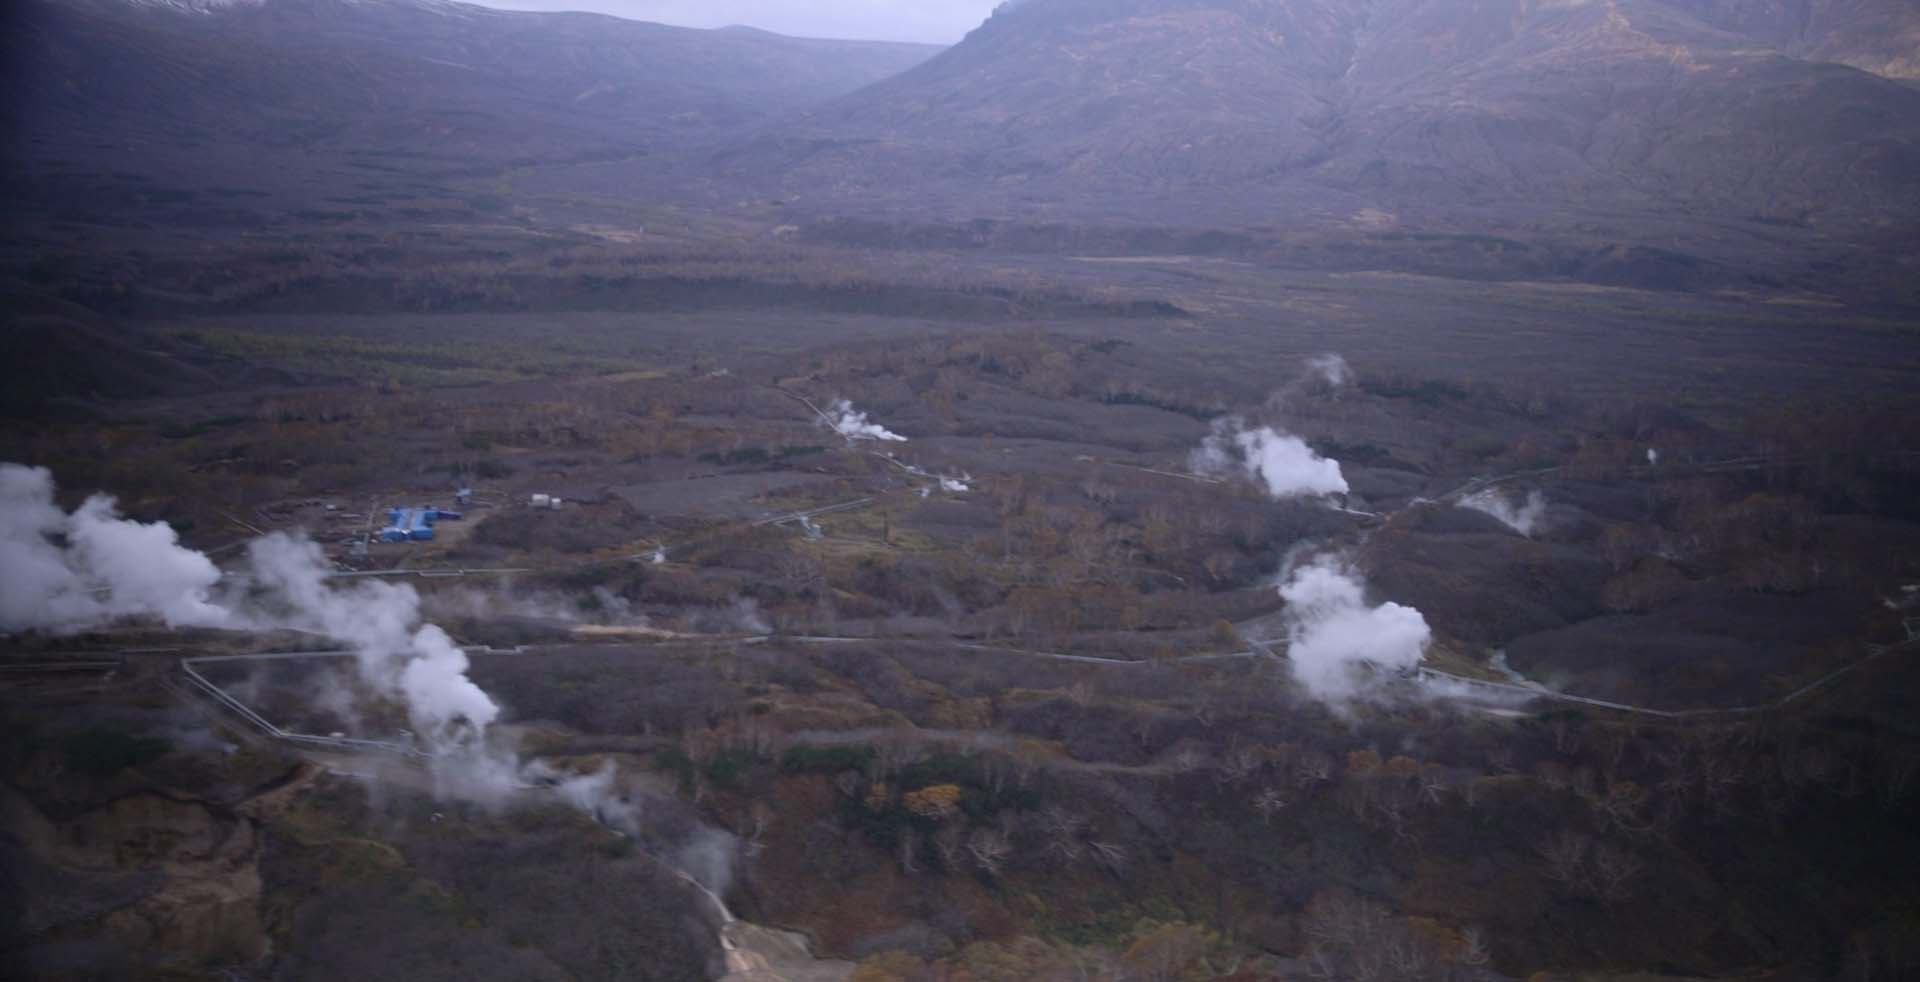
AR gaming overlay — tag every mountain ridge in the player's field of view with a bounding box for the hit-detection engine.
[681,0,1920,283]
[3,0,939,211]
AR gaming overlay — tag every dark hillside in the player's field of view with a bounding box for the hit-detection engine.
[3,0,937,223]
[688,0,1920,299]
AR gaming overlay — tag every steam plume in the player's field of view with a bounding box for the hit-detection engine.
[1279,555,1431,703]
[1192,418,1348,499]
[1459,489,1548,537]
[1,464,497,752]
[250,533,500,748]
[827,399,906,443]
[1305,353,1352,388]
[3,465,743,899]
[0,464,230,632]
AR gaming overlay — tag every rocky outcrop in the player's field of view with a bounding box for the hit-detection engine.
[3,781,271,976]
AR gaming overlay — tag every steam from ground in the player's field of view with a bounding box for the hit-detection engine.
[1,463,496,751]
[1278,555,1431,703]
[827,399,907,443]
[540,761,642,833]
[249,533,501,749]
[5,464,742,899]
[1192,418,1349,500]
[0,464,231,633]
[690,597,771,635]
[1459,489,1548,537]
[675,826,742,899]
[1191,354,1356,500]
[1306,353,1352,388]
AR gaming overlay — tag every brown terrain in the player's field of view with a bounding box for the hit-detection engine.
[5,0,1920,980]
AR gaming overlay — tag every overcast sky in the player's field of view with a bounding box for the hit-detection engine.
[472,0,1002,43]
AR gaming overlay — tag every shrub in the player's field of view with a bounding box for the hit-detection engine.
[63,728,171,778]
[902,784,964,820]
[703,747,759,789]
[653,746,696,794]
[780,744,876,774]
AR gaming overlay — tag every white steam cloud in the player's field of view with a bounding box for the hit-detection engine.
[1459,489,1548,538]
[4,464,742,905]
[241,533,500,750]
[1192,418,1348,500]
[1278,555,1431,703]
[827,399,907,443]
[0,464,231,633]
[1306,353,1352,388]
[1,464,496,752]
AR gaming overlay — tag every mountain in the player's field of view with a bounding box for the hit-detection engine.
[1,0,937,216]
[8,0,1918,299]
[718,0,1920,242]
[1667,0,1920,80]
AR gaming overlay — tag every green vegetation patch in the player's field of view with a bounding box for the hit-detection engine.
[62,727,172,778]
[697,445,827,467]
[780,744,876,774]
[169,326,651,386]
[158,414,253,440]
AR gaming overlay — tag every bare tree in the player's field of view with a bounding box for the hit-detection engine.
[1449,768,1485,811]
[833,769,863,800]
[1253,787,1288,825]
[1878,751,1918,807]
[874,729,926,781]
[1487,745,1516,775]
[775,553,824,595]
[1549,717,1582,755]
[1592,780,1654,835]
[1303,891,1400,980]
[1039,806,1086,866]
[898,829,922,875]
[1590,843,1644,905]
[1293,749,1334,789]
[1215,745,1261,789]
[740,804,772,861]
[933,823,965,872]
[968,825,1013,877]
[1088,840,1128,877]
[1534,760,1572,793]
[1536,831,1591,889]
[1169,747,1210,776]
[1459,926,1491,968]
[1012,740,1049,789]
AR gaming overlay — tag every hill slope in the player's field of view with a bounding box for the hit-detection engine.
[2,0,937,218]
[719,0,1920,243]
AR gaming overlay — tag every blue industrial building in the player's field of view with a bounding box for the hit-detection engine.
[376,505,464,543]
